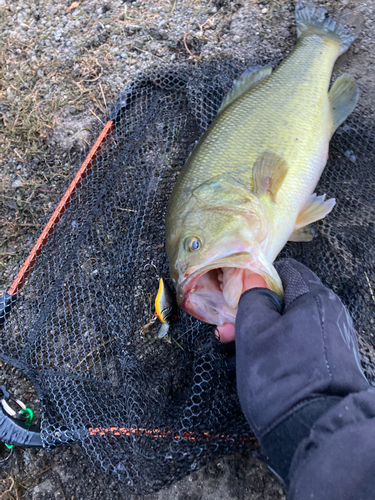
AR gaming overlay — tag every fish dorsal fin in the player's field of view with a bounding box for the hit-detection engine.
[329,74,358,135]
[289,226,314,242]
[252,151,288,201]
[295,193,336,230]
[218,65,272,114]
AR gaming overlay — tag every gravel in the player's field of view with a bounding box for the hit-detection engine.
[0,0,374,498]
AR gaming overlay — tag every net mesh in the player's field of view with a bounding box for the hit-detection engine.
[0,61,374,494]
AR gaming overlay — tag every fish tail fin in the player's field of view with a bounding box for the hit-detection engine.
[295,1,356,54]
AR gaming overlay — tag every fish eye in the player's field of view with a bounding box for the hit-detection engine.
[185,236,202,252]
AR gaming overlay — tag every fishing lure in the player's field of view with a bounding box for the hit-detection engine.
[155,278,178,339]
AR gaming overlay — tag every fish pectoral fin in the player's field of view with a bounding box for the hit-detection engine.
[218,66,272,114]
[252,152,288,201]
[329,74,359,135]
[295,194,336,229]
[289,225,314,242]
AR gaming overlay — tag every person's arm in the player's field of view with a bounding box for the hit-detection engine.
[235,259,375,500]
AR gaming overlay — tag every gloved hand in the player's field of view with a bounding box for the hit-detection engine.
[235,258,369,482]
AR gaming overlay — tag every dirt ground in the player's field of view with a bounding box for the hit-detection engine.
[0,0,374,498]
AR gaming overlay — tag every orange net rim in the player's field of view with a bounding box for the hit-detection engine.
[8,120,114,296]
[88,426,255,444]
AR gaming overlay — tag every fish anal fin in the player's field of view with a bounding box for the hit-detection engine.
[253,152,288,201]
[329,74,359,134]
[295,194,336,230]
[218,66,272,114]
[289,225,313,242]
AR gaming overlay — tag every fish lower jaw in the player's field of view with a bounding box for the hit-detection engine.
[181,282,238,326]
[179,262,274,326]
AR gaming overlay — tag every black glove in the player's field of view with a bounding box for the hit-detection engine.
[235,258,369,482]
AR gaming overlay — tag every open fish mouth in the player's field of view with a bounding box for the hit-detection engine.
[177,251,283,325]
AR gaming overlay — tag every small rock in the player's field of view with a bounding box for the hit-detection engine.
[261,8,268,13]
[149,27,168,40]
[128,24,141,31]
[32,479,62,499]
[148,42,160,55]
[12,179,23,188]
[0,0,6,6]
[233,35,241,43]
[158,29,168,40]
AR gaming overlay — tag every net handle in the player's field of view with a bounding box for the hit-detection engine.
[0,385,42,448]
[0,120,114,326]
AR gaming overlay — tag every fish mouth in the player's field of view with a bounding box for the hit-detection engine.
[177,250,283,326]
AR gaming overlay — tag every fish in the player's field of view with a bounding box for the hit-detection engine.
[155,278,178,338]
[165,1,359,329]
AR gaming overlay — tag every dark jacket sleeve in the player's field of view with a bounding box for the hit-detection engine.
[234,259,375,499]
[288,388,375,500]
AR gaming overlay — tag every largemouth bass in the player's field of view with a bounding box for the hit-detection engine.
[165,1,358,329]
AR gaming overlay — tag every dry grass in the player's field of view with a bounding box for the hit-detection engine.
[0,0,186,285]
[0,453,61,500]
[0,36,120,162]
[0,10,125,287]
